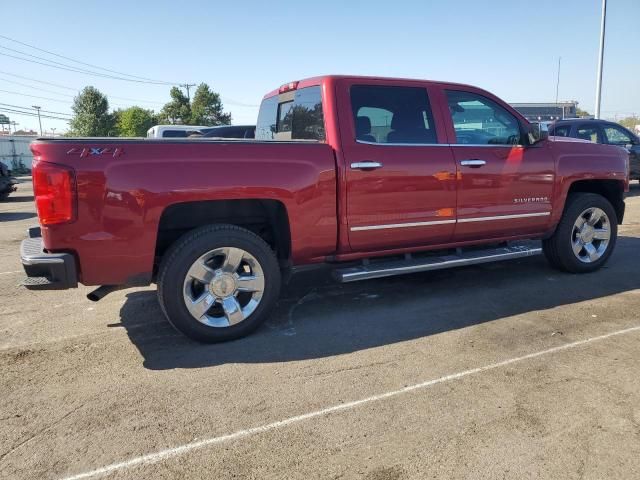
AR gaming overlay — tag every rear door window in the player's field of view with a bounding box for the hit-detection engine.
[255,86,325,141]
[350,85,437,144]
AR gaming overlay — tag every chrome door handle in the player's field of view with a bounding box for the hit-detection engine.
[351,161,383,170]
[460,159,486,168]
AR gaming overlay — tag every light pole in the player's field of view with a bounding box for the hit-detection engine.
[51,127,56,137]
[594,0,607,119]
[555,56,561,105]
[32,105,43,135]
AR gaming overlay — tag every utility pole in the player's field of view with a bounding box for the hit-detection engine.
[594,0,607,119]
[11,121,18,134]
[51,127,56,137]
[180,83,196,102]
[32,105,43,135]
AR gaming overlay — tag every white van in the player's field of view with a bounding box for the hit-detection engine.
[146,125,209,138]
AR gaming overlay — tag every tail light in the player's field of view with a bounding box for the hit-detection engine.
[33,161,76,225]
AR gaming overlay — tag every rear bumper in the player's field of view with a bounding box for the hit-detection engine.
[20,228,78,290]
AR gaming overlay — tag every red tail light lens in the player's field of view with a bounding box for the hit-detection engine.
[33,161,76,225]
[278,81,299,94]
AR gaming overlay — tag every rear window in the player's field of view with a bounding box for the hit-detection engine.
[255,86,325,141]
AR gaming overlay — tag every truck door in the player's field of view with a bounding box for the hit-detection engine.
[441,88,555,241]
[338,80,457,252]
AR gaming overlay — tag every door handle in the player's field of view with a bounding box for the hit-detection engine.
[460,159,486,168]
[351,161,383,170]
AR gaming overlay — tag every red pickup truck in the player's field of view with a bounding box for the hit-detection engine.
[22,75,629,342]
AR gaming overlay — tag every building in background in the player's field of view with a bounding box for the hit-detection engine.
[0,136,35,173]
[510,102,579,122]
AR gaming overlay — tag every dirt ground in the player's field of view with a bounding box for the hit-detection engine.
[1,178,640,480]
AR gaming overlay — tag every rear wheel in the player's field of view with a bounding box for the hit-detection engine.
[158,225,281,343]
[543,193,617,273]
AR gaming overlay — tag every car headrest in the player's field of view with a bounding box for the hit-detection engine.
[356,116,372,136]
[390,112,421,131]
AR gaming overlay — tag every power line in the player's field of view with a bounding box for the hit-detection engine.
[0,37,256,109]
[0,102,72,116]
[0,69,76,91]
[0,107,70,122]
[0,88,71,104]
[0,49,177,86]
[0,34,180,85]
[0,87,154,110]
[0,77,75,98]
[0,77,162,105]
[0,71,166,106]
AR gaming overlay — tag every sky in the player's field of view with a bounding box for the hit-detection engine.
[1,0,638,134]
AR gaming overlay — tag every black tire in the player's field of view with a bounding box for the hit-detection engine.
[0,192,10,201]
[543,193,617,273]
[157,224,281,343]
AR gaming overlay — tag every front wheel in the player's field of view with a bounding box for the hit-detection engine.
[543,193,618,273]
[157,225,281,343]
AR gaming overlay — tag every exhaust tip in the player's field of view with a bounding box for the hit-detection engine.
[87,285,119,302]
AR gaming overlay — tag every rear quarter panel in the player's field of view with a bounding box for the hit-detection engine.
[30,140,337,286]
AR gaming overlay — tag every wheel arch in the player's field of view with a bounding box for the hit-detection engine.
[154,199,292,272]
[565,179,625,224]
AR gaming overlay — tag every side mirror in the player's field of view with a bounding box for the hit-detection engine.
[527,122,549,145]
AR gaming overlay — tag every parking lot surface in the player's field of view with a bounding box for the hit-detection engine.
[2,178,640,480]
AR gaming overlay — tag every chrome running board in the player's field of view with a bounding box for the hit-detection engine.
[333,242,542,283]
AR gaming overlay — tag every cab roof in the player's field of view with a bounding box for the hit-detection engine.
[262,75,478,100]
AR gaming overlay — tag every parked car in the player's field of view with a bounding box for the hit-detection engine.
[21,75,629,343]
[0,162,18,200]
[146,125,210,138]
[199,125,255,139]
[549,118,640,181]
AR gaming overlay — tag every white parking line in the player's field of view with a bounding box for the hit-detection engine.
[0,270,21,275]
[60,324,640,480]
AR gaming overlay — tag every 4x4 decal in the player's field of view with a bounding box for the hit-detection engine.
[66,147,124,158]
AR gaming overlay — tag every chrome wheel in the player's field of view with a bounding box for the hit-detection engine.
[571,207,611,264]
[182,247,265,327]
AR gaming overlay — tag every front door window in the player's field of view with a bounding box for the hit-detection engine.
[445,90,522,145]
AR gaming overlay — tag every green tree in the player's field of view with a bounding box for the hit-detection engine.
[190,83,231,126]
[159,87,191,124]
[619,116,640,132]
[576,107,591,118]
[69,86,115,136]
[117,106,157,137]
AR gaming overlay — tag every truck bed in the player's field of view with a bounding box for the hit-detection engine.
[30,138,338,285]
